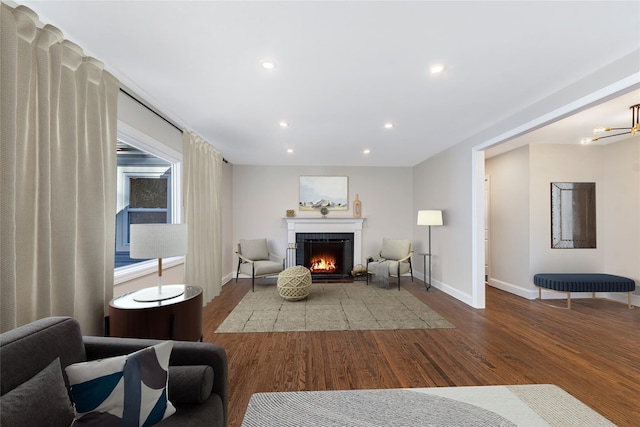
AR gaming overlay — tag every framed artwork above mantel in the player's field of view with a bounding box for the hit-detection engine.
[299,176,348,211]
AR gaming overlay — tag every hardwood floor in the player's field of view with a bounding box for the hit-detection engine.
[202,278,640,426]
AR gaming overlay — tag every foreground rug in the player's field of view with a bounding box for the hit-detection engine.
[242,385,614,427]
[215,281,454,333]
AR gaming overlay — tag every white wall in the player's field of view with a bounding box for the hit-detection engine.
[114,263,184,297]
[413,142,477,304]
[602,136,640,285]
[221,161,234,282]
[485,145,530,296]
[529,144,605,276]
[232,165,413,268]
[117,93,182,154]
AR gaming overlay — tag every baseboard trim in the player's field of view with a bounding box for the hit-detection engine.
[488,278,640,307]
[429,278,474,307]
[489,279,537,299]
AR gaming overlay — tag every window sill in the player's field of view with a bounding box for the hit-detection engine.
[114,256,185,285]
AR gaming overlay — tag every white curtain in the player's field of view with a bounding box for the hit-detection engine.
[1,4,119,335]
[183,131,223,304]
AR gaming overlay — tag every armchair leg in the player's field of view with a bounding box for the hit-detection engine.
[366,259,370,286]
[236,259,241,283]
[252,264,255,292]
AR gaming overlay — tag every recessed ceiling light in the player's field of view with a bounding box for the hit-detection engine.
[287,148,293,153]
[384,123,393,129]
[363,149,371,154]
[430,64,446,74]
[261,60,276,70]
[279,121,289,128]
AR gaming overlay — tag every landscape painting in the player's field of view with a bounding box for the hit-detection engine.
[299,176,348,211]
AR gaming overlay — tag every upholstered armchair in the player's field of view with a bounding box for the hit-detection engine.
[236,238,285,292]
[366,238,414,290]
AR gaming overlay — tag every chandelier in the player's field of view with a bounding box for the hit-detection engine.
[585,103,640,143]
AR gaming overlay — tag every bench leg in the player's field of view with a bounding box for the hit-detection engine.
[536,286,571,310]
[537,286,634,310]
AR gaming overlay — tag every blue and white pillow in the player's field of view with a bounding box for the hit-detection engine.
[65,341,175,426]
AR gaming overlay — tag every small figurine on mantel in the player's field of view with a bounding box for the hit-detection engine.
[353,194,362,218]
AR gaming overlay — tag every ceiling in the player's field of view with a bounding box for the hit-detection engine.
[484,88,640,158]
[12,1,640,166]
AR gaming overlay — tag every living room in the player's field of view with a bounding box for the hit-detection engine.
[2,1,639,426]
[3,0,638,309]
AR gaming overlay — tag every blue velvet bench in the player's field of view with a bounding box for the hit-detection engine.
[534,273,636,309]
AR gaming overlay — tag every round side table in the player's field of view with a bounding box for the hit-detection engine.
[109,284,203,341]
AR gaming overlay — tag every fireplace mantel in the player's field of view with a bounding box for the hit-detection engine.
[285,217,365,266]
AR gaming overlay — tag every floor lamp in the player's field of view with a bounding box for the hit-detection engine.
[417,210,443,291]
[130,223,188,302]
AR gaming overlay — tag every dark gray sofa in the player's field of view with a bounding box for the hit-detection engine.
[0,316,228,427]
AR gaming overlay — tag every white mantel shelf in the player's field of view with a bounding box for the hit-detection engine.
[285,217,366,266]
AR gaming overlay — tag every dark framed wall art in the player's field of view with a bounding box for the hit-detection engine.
[551,182,596,249]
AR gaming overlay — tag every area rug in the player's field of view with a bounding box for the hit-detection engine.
[215,281,454,333]
[241,385,614,427]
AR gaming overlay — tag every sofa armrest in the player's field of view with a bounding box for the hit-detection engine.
[83,336,228,426]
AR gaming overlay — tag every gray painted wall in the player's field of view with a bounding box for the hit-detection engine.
[485,145,530,294]
[231,165,414,269]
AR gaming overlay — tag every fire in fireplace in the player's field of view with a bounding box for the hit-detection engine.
[309,253,337,273]
[296,233,354,279]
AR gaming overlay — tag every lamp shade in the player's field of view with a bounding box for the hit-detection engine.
[130,223,187,259]
[417,210,443,226]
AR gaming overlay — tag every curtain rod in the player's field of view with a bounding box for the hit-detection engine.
[119,88,182,133]
[119,88,229,164]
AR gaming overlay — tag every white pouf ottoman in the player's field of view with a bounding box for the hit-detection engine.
[277,266,312,301]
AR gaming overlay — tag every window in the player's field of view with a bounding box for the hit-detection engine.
[113,124,182,280]
[115,142,174,267]
[114,96,183,283]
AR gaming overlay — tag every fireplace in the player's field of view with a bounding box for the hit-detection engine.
[285,217,365,275]
[296,233,354,279]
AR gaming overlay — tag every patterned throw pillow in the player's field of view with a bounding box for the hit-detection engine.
[65,341,176,426]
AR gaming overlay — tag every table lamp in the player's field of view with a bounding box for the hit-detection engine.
[130,223,187,302]
[417,210,443,289]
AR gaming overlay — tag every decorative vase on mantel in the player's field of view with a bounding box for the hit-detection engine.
[353,194,362,218]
